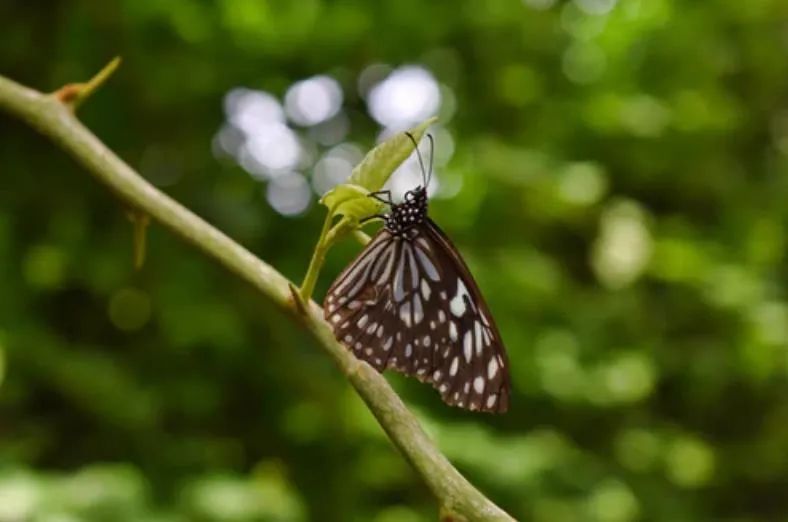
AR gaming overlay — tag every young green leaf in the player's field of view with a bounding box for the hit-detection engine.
[348,117,437,192]
[320,117,437,223]
[320,183,382,222]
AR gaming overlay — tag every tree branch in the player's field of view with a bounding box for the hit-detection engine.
[0,67,515,521]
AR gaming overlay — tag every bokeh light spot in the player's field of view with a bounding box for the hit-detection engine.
[600,352,656,403]
[0,472,40,520]
[562,2,608,40]
[585,479,639,522]
[308,111,350,146]
[244,123,303,177]
[224,88,285,135]
[665,436,716,488]
[312,143,364,196]
[615,428,662,472]
[109,288,152,332]
[557,162,608,205]
[591,200,652,289]
[619,95,671,137]
[575,0,618,16]
[266,172,312,216]
[747,301,788,346]
[368,66,441,129]
[285,75,343,127]
[563,43,606,84]
[535,329,584,400]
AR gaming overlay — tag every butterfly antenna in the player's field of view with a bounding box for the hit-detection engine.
[405,132,429,188]
[426,133,434,187]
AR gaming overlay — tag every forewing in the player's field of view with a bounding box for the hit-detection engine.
[324,230,402,370]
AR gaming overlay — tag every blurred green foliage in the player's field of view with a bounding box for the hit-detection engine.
[2,0,788,520]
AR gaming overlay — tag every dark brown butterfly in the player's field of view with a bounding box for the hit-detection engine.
[323,135,510,413]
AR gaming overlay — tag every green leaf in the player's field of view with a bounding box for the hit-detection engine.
[320,183,382,222]
[320,117,437,222]
[348,117,437,191]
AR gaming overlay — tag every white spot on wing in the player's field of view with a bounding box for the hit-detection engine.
[399,302,412,327]
[473,376,484,394]
[463,331,473,362]
[383,337,393,351]
[393,246,408,302]
[487,357,499,379]
[486,394,497,409]
[414,245,440,281]
[450,280,471,317]
[449,322,458,342]
[438,310,447,323]
[405,344,413,357]
[420,279,431,301]
[450,356,459,376]
[357,315,368,329]
[412,294,424,324]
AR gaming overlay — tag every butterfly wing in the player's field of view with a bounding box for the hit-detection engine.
[417,218,510,413]
[324,219,510,413]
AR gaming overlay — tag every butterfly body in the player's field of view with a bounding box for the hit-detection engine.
[384,186,428,237]
[323,134,509,413]
[323,184,511,413]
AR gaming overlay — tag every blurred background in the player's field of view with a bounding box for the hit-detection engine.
[2,0,788,520]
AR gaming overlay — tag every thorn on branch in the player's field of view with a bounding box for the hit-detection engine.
[126,209,150,270]
[288,283,309,316]
[53,56,122,110]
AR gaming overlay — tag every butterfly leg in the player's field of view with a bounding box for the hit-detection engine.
[360,214,387,225]
[368,190,393,205]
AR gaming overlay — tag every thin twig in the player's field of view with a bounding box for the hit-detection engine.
[0,65,516,522]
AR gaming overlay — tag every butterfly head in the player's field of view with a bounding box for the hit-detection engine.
[385,186,428,237]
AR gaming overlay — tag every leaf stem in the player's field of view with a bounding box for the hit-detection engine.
[299,210,336,302]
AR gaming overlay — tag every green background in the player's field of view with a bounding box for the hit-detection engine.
[2,0,788,520]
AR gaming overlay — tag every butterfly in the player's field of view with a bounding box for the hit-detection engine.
[323,134,510,413]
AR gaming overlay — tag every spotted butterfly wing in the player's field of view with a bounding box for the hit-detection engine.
[323,193,510,413]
